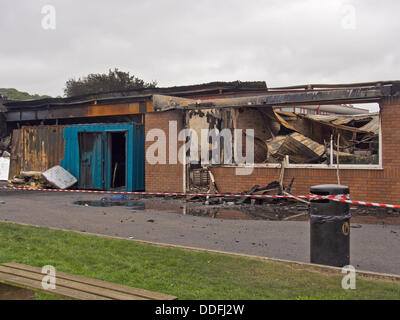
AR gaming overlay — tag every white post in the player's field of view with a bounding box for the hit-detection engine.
[330,135,334,166]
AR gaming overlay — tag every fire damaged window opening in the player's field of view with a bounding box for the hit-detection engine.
[186,102,381,171]
[109,131,127,189]
[263,103,381,168]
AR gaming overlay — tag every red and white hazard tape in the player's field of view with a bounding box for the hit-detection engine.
[308,193,350,201]
[0,186,305,198]
[0,186,399,209]
[308,194,400,209]
[324,198,400,209]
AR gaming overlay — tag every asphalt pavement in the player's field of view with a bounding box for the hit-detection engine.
[0,190,399,275]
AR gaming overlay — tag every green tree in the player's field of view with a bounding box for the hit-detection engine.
[64,68,157,97]
[0,88,52,101]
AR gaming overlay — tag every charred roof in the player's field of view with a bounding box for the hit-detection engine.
[4,81,268,109]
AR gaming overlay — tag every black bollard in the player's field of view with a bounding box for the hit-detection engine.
[310,184,350,267]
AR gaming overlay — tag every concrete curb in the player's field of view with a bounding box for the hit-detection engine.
[2,220,399,282]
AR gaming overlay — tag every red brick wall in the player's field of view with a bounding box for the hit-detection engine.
[145,110,184,192]
[210,98,400,203]
[210,166,388,201]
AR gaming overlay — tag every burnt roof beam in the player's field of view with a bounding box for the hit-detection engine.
[6,101,152,122]
[154,86,392,111]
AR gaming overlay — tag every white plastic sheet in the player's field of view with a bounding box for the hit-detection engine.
[0,157,10,181]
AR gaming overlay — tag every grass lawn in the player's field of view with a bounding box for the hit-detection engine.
[0,222,398,300]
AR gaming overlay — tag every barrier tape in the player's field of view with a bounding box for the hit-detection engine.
[0,186,308,199]
[0,186,399,209]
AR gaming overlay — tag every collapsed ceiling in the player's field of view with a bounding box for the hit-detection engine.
[264,111,379,165]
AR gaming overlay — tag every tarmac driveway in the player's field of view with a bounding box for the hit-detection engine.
[0,190,399,275]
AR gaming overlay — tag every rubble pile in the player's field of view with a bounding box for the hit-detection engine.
[186,180,290,206]
[8,171,51,189]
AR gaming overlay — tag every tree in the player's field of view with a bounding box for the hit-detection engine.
[64,68,157,97]
[0,88,52,101]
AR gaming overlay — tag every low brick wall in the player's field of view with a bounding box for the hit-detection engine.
[210,166,390,202]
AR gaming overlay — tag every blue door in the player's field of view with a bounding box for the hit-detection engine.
[61,123,145,191]
[78,132,104,189]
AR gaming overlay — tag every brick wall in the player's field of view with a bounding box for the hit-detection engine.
[210,166,388,201]
[210,98,400,203]
[145,110,185,192]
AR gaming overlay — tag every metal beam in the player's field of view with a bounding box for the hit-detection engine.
[6,101,154,122]
[153,86,391,111]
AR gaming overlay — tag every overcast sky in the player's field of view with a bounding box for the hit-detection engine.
[0,0,399,98]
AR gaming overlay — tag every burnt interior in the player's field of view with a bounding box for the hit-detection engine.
[110,131,126,189]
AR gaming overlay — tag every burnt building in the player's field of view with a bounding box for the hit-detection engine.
[2,80,400,204]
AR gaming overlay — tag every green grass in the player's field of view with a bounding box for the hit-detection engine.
[0,222,398,300]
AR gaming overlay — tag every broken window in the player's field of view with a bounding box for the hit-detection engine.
[186,102,381,192]
[257,103,380,166]
[219,103,381,167]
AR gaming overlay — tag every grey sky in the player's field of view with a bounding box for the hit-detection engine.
[0,0,399,97]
